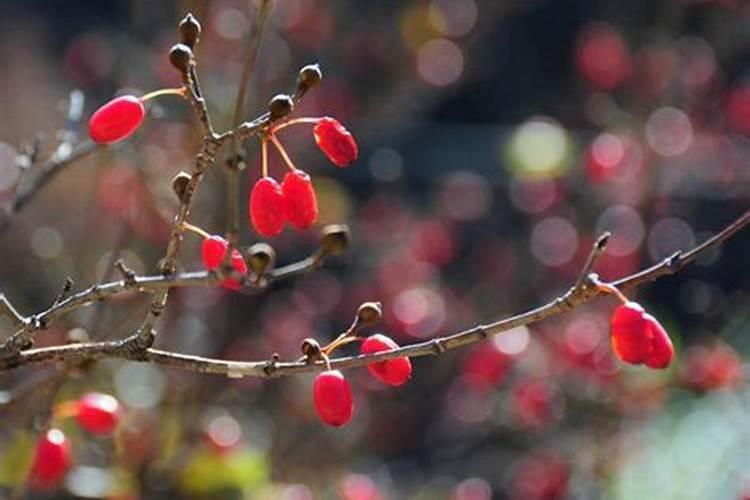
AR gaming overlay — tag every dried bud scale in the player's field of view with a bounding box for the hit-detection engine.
[320,224,351,256]
[178,13,202,48]
[169,43,193,74]
[268,94,294,120]
[247,242,276,275]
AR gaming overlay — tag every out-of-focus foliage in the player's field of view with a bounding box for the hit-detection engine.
[0,0,749,498]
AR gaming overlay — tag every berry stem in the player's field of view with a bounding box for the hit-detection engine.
[261,139,269,178]
[322,335,361,356]
[270,117,322,134]
[181,222,212,240]
[321,352,332,371]
[269,135,297,172]
[592,278,629,304]
[140,87,188,102]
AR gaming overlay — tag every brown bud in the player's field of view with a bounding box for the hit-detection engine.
[169,43,193,74]
[179,13,202,48]
[357,302,383,325]
[268,94,294,120]
[296,63,322,95]
[247,242,276,276]
[320,224,350,256]
[171,171,191,202]
[301,338,322,359]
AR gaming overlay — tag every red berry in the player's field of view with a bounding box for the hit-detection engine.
[249,177,285,237]
[76,392,121,435]
[313,117,358,167]
[281,170,318,229]
[201,235,248,290]
[89,95,145,144]
[313,370,353,427]
[30,429,71,488]
[610,301,674,369]
[360,334,412,386]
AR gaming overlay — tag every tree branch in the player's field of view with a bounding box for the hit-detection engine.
[2,211,746,376]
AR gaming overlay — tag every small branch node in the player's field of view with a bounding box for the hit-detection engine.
[263,353,280,376]
[431,338,447,354]
[115,259,137,285]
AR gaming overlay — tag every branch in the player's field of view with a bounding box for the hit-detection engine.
[2,211,746,376]
[0,234,337,354]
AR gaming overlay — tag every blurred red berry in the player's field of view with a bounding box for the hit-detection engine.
[201,235,248,290]
[89,95,145,144]
[575,23,632,91]
[360,334,412,386]
[726,86,750,135]
[339,473,383,500]
[513,379,558,429]
[249,177,286,237]
[76,392,121,435]
[513,453,569,500]
[610,302,674,369]
[30,429,71,489]
[313,370,353,427]
[313,117,359,167]
[681,343,743,391]
[462,343,512,386]
[281,169,319,229]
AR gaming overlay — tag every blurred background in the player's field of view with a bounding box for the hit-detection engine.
[0,0,749,498]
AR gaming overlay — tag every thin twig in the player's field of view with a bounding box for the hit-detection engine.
[2,211,746,376]
[574,231,610,289]
[222,0,273,268]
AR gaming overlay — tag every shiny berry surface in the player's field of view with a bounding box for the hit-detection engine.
[610,301,674,369]
[201,235,248,290]
[30,429,71,488]
[313,117,358,167]
[249,177,286,237]
[282,169,318,229]
[76,392,121,435]
[360,334,412,386]
[313,370,353,427]
[642,314,674,369]
[89,95,145,144]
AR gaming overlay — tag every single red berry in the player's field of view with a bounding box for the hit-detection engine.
[201,235,248,290]
[313,370,353,427]
[89,95,146,144]
[610,301,674,369]
[30,429,71,488]
[281,169,318,230]
[75,392,121,435]
[610,301,652,364]
[249,177,286,237]
[360,334,412,386]
[313,117,358,167]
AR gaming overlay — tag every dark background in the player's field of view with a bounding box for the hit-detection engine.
[0,1,748,498]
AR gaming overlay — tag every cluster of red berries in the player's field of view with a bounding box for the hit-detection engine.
[313,334,412,427]
[88,85,358,239]
[29,392,121,489]
[609,301,674,369]
[200,234,248,289]
[249,117,358,237]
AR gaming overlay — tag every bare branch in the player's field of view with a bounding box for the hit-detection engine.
[2,211,747,376]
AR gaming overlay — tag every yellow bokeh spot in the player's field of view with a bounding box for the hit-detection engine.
[400,4,442,52]
[504,118,572,179]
